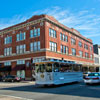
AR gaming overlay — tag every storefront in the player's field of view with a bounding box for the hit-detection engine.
[12,64,26,80]
[0,66,11,77]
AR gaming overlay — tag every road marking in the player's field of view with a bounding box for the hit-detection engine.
[0,94,34,100]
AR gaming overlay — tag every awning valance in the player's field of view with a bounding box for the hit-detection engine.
[0,66,11,72]
[12,64,25,71]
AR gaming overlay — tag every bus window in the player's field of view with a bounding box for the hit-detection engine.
[73,65,81,72]
[60,64,72,72]
[39,64,45,73]
[35,64,39,73]
[54,63,59,72]
[46,63,52,72]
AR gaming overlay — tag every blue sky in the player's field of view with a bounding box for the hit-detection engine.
[0,0,100,44]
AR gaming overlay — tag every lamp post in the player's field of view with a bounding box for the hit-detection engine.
[30,58,33,81]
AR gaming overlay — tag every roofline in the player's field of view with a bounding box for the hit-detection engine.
[45,17,93,44]
[0,15,93,44]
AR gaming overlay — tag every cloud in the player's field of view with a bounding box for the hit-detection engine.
[0,15,28,29]
[0,6,100,43]
[39,7,100,39]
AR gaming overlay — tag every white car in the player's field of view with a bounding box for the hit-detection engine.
[84,72,100,84]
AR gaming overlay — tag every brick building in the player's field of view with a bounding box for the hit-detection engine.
[0,14,94,80]
[93,44,100,72]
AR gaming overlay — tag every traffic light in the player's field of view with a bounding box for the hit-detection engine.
[31,58,33,63]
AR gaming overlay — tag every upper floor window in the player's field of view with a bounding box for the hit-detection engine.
[16,32,26,41]
[49,28,56,38]
[71,38,76,45]
[30,28,40,38]
[79,51,83,57]
[84,44,88,50]
[85,52,89,58]
[78,41,82,47]
[72,48,76,56]
[16,44,26,54]
[60,33,68,42]
[30,41,40,52]
[61,45,69,54]
[4,61,11,66]
[17,60,25,65]
[49,41,57,52]
[4,36,12,44]
[90,46,92,51]
[4,47,12,56]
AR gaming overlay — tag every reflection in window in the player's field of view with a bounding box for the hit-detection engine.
[46,63,52,72]
[73,66,81,72]
[49,28,56,38]
[30,28,40,38]
[54,63,59,72]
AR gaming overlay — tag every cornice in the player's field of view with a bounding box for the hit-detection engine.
[0,16,93,44]
[44,17,93,44]
[0,18,45,35]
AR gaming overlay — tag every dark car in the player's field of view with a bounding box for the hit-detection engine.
[2,75,21,82]
[0,76,2,81]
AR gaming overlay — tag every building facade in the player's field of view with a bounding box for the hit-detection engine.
[93,44,100,72]
[0,14,94,80]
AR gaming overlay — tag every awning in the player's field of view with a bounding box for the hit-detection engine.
[0,66,11,72]
[12,64,25,71]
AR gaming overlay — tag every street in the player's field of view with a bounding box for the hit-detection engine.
[0,81,100,100]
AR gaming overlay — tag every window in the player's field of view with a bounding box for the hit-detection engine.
[4,47,12,56]
[17,60,25,65]
[85,52,89,58]
[60,33,62,40]
[30,28,40,38]
[4,61,11,66]
[90,54,93,60]
[30,41,40,52]
[90,46,92,51]
[4,36,12,44]
[72,48,76,56]
[79,51,83,57]
[79,41,82,47]
[60,33,68,42]
[49,28,56,38]
[16,44,26,54]
[71,38,76,45]
[84,44,88,50]
[16,32,26,41]
[49,41,57,52]
[61,45,69,54]
[95,57,99,64]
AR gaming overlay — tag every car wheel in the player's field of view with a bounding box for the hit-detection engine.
[11,80,14,82]
[3,80,5,82]
[86,83,90,85]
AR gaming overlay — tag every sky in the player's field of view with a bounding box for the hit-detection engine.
[0,0,100,44]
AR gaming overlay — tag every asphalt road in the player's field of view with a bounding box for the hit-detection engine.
[0,82,100,100]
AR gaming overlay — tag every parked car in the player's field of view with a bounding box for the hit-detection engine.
[0,76,2,81]
[84,72,100,84]
[2,75,21,82]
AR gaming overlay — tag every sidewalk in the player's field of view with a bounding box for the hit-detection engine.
[0,81,35,89]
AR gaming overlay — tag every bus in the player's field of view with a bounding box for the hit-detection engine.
[34,59,83,85]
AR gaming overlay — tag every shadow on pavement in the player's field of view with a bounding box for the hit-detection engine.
[1,82,100,99]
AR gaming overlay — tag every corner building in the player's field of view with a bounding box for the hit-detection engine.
[0,14,94,80]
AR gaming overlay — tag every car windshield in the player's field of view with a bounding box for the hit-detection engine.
[88,73,100,76]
